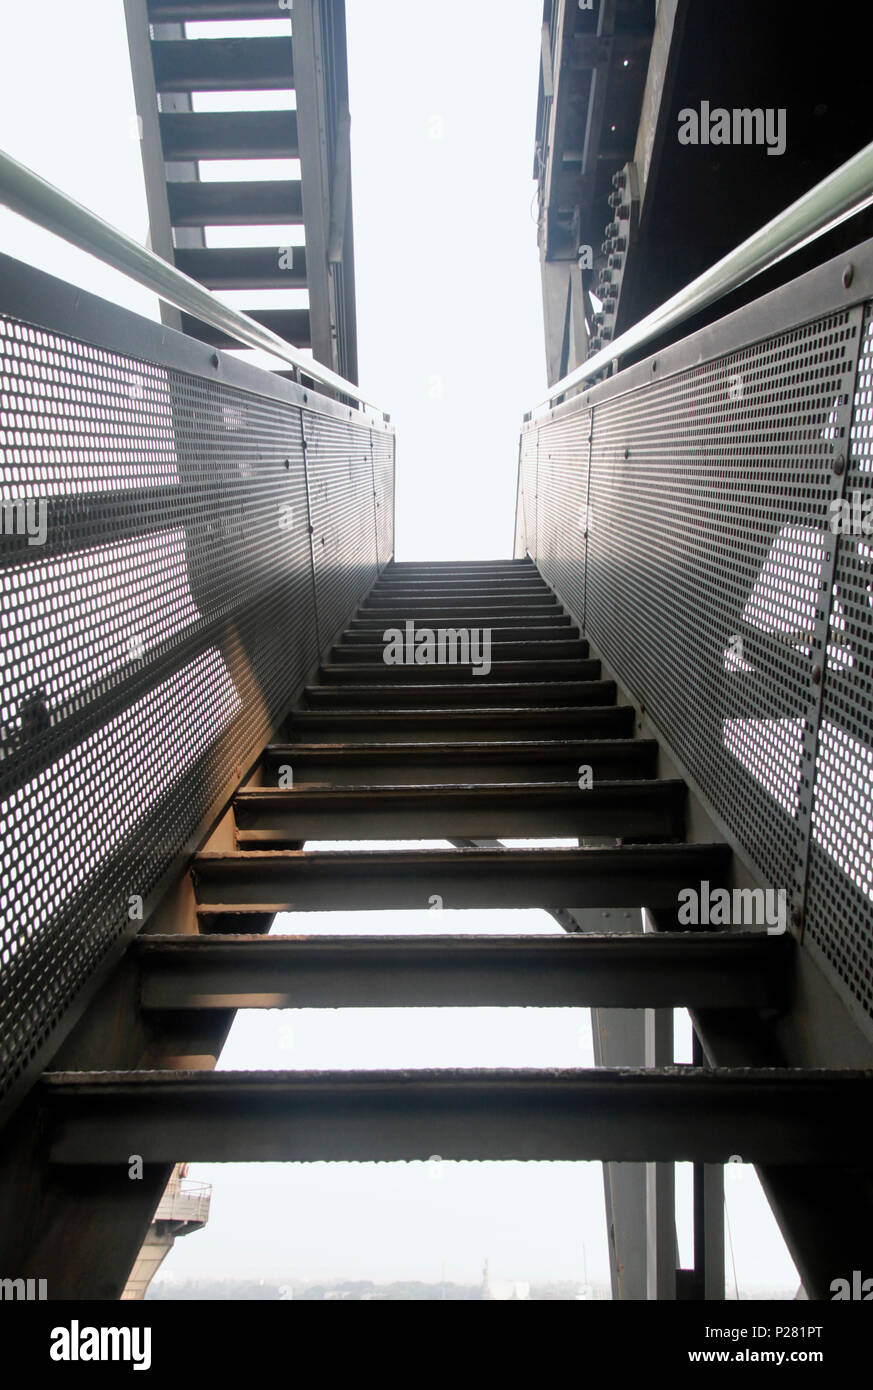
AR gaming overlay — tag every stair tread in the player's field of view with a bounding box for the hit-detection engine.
[265,738,652,754]
[167,180,303,226]
[135,930,779,951]
[317,661,599,680]
[174,244,306,289]
[195,842,725,866]
[151,36,293,92]
[52,1063,849,1085]
[160,109,298,161]
[42,1066,871,1167]
[182,309,310,348]
[235,778,679,797]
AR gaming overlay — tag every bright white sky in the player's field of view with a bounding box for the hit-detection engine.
[0,0,798,1294]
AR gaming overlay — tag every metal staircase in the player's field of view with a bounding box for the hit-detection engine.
[33,558,871,1299]
[3,6,873,1307]
[124,0,357,379]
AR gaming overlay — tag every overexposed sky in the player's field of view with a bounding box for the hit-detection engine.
[0,0,797,1295]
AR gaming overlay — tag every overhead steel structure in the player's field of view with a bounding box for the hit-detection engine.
[0,0,873,1306]
[124,0,358,381]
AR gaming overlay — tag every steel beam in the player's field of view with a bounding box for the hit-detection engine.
[318,659,599,684]
[646,1007,676,1300]
[150,37,293,92]
[285,706,635,742]
[159,110,299,161]
[231,779,687,841]
[192,843,732,912]
[303,680,618,709]
[261,737,656,786]
[331,639,588,661]
[174,245,307,289]
[42,1068,873,1166]
[349,612,573,630]
[166,180,303,226]
[135,932,789,1012]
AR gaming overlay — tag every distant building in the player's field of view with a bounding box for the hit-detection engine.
[121,1165,211,1301]
[480,1258,530,1301]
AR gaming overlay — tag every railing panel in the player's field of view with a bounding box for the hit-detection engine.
[805,302,873,1020]
[372,428,395,570]
[518,240,873,1036]
[517,427,538,558]
[0,256,394,1120]
[534,406,590,628]
[305,409,381,653]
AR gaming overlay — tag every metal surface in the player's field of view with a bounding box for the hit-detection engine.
[305,410,382,653]
[804,298,873,1017]
[192,843,731,912]
[519,234,873,1041]
[0,148,375,410]
[286,705,635,742]
[0,254,394,1123]
[537,139,873,408]
[262,735,653,785]
[303,679,617,708]
[42,1067,873,1166]
[135,932,788,1011]
[231,779,687,841]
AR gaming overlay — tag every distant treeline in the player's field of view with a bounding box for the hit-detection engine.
[146,1279,590,1301]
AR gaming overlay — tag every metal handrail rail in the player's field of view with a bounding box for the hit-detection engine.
[535,139,873,414]
[0,148,381,415]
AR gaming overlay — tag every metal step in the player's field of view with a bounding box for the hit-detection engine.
[174,244,306,289]
[232,779,686,842]
[192,841,730,912]
[360,597,560,614]
[160,110,298,161]
[376,566,542,578]
[339,626,583,646]
[181,308,310,349]
[355,609,565,627]
[357,609,562,626]
[167,179,303,226]
[43,1065,872,1165]
[151,37,293,92]
[370,581,552,597]
[316,660,600,684]
[368,591,554,606]
[303,680,617,709]
[385,561,534,574]
[261,738,656,786]
[330,639,589,662]
[285,706,635,743]
[134,932,790,1011]
[348,612,573,632]
[148,1,282,17]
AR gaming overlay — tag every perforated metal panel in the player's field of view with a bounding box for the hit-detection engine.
[513,445,526,560]
[372,428,395,568]
[805,304,873,1017]
[520,277,873,1030]
[305,410,380,651]
[0,263,393,1117]
[517,427,538,557]
[534,406,591,626]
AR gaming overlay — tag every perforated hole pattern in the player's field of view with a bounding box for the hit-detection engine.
[0,312,394,1109]
[519,306,873,1024]
[806,305,873,1015]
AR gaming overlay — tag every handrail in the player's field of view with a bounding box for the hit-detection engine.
[0,148,382,415]
[535,139,873,413]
